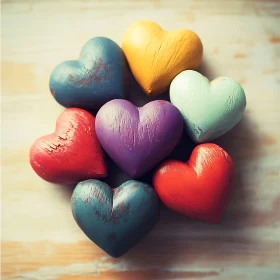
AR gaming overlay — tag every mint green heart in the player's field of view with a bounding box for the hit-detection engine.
[170,70,246,143]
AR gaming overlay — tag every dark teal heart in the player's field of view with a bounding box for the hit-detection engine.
[71,179,159,258]
[49,37,128,111]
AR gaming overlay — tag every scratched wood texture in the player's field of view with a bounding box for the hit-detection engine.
[1,0,280,279]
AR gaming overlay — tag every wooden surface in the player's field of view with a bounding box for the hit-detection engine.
[1,0,280,279]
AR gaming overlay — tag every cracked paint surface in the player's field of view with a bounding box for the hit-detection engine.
[122,20,203,96]
[49,37,127,111]
[29,108,107,184]
[153,143,234,224]
[71,179,159,258]
[170,70,246,143]
[95,99,183,178]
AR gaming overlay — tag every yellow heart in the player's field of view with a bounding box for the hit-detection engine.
[122,20,203,96]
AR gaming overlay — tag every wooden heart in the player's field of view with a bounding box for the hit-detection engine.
[49,37,128,111]
[153,143,234,223]
[71,179,159,258]
[30,108,107,184]
[95,99,183,178]
[170,70,246,143]
[122,20,203,96]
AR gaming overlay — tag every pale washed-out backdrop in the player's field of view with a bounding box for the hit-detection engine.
[1,0,280,279]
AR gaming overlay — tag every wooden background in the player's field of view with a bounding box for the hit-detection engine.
[1,0,280,279]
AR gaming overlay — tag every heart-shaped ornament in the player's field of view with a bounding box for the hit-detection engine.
[49,37,128,111]
[170,70,246,143]
[122,20,203,96]
[30,108,107,184]
[95,99,183,178]
[71,179,159,258]
[153,143,234,223]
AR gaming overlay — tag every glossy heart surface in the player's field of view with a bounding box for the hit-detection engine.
[49,37,127,111]
[122,20,203,96]
[30,108,107,184]
[71,179,159,258]
[95,99,183,178]
[170,70,246,143]
[153,143,234,223]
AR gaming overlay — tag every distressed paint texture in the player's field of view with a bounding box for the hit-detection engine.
[153,143,235,223]
[95,100,183,178]
[2,0,280,280]
[29,108,107,184]
[122,20,203,96]
[71,180,159,258]
[170,70,246,143]
[49,37,128,111]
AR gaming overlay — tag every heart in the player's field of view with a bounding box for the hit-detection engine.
[122,20,203,96]
[153,143,234,223]
[95,99,183,178]
[30,108,107,184]
[71,179,159,258]
[170,70,246,143]
[49,37,128,111]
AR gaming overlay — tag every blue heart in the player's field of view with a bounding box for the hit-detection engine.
[49,37,127,111]
[71,179,159,258]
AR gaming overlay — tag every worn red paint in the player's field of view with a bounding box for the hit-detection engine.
[29,108,107,184]
[95,210,101,218]
[69,59,112,87]
[153,143,234,224]
[111,201,130,223]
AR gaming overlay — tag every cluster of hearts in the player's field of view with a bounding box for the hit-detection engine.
[30,20,246,258]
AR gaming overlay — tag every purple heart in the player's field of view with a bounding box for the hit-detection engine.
[95,99,183,178]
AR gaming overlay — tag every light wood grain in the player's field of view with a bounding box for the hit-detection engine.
[1,0,280,279]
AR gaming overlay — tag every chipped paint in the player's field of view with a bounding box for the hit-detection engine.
[49,37,127,111]
[68,59,112,87]
[71,179,159,257]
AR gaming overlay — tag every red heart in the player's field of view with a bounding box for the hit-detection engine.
[30,108,107,184]
[153,143,234,223]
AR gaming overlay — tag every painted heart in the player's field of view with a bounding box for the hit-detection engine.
[49,37,128,111]
[95,99,183,178]
[30,108,107,184]
[153,143,234,224]
[71,179,159,258]
[122,20,203,96]
[170,70,246,143]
